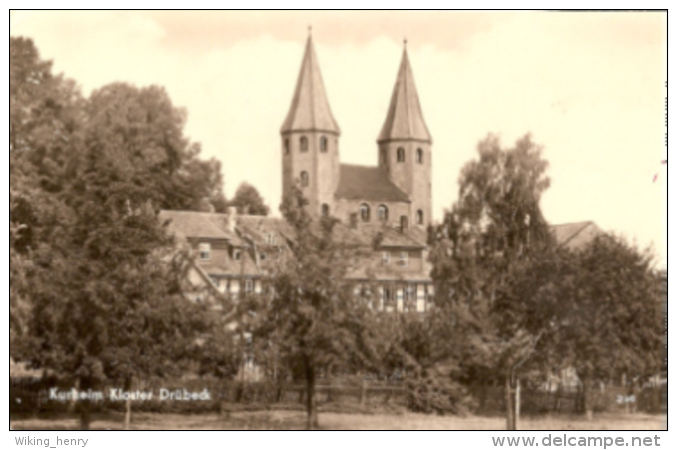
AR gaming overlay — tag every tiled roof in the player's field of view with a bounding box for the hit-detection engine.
[550,221,603,251]
[358,224,426,249]
[378,47,431,143]
[335,164,410,202]
[280,35,340,135]
[159,210,245,245]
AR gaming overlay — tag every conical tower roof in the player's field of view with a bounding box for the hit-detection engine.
[378,44,431,143]
[280,34,340,135]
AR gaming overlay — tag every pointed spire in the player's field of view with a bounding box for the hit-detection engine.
[377,43,431,143]
[281,33,340,135]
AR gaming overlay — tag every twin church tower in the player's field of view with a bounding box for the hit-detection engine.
[280,33,433,230]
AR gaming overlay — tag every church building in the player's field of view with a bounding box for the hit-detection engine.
[280,33,432,232]
[160,34,605,316]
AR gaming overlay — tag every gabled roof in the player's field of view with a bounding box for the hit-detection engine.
[159,210,244,245]
[378,46,431,143]
[335,164,410,202]
[280,34,340,135]
[550,221,603,251]
[358,224,426,249]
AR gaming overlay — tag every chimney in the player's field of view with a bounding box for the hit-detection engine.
[226,206,237,233]
[400,215,409,233]
[349,213,359,229]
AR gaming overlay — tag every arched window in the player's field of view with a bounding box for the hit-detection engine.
[378,205,388,221]
[320,136,328,153]
[416,209,424,225]
[284,138,290,155]
[321,203,330,217]
[300,136,308,153]
[400,215,408,231]
[416,148,423,164]
[300,171,309,187]
[360,203,370,222]
[397,147,405,162]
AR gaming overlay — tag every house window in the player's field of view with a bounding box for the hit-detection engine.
[245,279,253,294]
[360,204,370,222]
[260,253,267,261]
[300,171,309,187]
[397,147,405,162]
[300,136,308,153]
[400,215,408,231]
[382,251,390,265]
[266,233,276,245]
[416,209,424,225]
[320,136,328,153]
[284,138,290,155]
[378,205,388,221]
[416,148,423,164]
[321,203,330,217]
[233,249,242,261]
[399,252,409,267]
[199,242,211,260]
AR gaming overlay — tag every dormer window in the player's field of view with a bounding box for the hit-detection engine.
[320,136,328,153]
[398,252,409,267]
[233,249,242,261]
[300,136,308,153]
[397,147,405,162]
[199,242,211,260]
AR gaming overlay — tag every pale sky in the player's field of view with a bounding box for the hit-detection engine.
[10,11,667,265]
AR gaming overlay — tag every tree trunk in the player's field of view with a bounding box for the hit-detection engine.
[581,379,593,420]
[305,364,318,430]
[78,377,92,430]
[515,378,521,431]
[124,376,132,430]
[505,371,515,430]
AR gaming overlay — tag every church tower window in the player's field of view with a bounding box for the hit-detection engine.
[397,147,405,162]
[320,136,328,153]
[360,204,370,222]
[284,138,290,155]
[378,205,389,221]
[321,203,330,217]
[416,148,423,164]
[416,209,424,225]
[300,136,308,153]
[300,171,309,187]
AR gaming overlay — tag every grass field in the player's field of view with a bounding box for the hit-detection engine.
[11,411,666,430]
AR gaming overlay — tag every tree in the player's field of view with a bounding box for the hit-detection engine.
[430,133,554,429]
[255,185,372,429]
[10,37,84,354]
[228,182,270,216]
[10,39,221,429]
[523,235,662,418]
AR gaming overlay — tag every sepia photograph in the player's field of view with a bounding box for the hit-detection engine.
[9,10,667,434]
